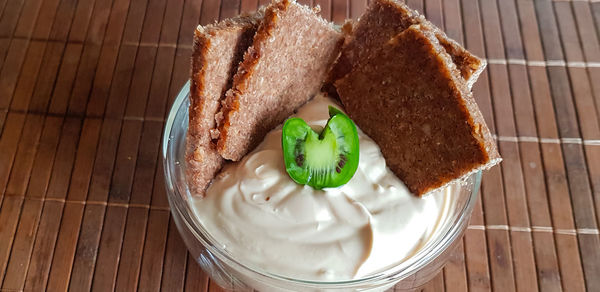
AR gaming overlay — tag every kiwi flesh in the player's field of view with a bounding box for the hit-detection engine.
[282,106,359,189]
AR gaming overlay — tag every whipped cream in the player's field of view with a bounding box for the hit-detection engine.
[191,94,453,281]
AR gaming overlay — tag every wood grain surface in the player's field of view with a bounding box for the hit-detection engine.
[0,0,599,291]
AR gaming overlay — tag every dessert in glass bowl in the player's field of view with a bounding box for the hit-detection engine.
[163,0,500,291]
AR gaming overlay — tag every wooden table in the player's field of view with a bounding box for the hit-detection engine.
[0,0,599,291]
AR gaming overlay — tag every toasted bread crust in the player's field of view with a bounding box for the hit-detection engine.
[217,0,343,161]
[329,0,485,89]
[187,14,260,196]
[334,25,499,196]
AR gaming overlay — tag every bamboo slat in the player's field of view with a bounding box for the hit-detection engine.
[0,0,598,291]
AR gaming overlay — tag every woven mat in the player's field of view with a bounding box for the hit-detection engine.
[1,0,599,291]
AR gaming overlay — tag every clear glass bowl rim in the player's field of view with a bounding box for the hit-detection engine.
[162,80,482,288]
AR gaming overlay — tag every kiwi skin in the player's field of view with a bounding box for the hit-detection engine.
[282,107,359,190]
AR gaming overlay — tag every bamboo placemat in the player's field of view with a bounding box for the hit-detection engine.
[0,0,599,291]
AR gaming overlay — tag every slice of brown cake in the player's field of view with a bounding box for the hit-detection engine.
[329,0,485,90]
[215,0,344,161]
[187,14,261,196]
[334,25,500,196]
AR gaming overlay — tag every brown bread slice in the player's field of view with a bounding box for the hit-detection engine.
[215,0,344,161]
[329,0,485,90]
[187,14,260,196]
[334,25,500,196]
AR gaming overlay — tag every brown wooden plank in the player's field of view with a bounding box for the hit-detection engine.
[1,199,43,291]
[108,120,143,203]
[241,0,258,13]
[4,114,44,196]
[29,0,61,40]
[530,232,563,292]
[114,207,149,292]
[48,0,79,42]
[30,0,81,111]
[166,48,192,113]
[161,217,188,292]
[0,0,25,37]
[258,0,271,9]
[200,0,221,25]
[88,120,143,290]
[84,0,137,117]
[22,200,63,291]
[87,118,122,202]
[553,2,584,63]
[539,140,585,292]
[443,239,468,292]
[519,141,562,292]
[0,0,7,23]
[463,2,516,282]
[208,279,230,292]
[0,109,5,133]
[67,203,106,291]
[0,196,24,284]
[464,206,491,291]
[151,156,169,208]
[161,0,202,114]
[44,202,84,292]
[0,113,25,202]
[66,0,116,116]
[349,0,366,19]
[405,0,422,15]
[560,142,600,290]
[420,271,444,292]
[98,0,149,118]
[24,116,62,198]
[535,8,600,292]
[138,209,170,292]
[533,1,563,62]
[424,0,443,29]
[11,0,44,39]
[8,41,46,112]
[554,233,586,292]
[45,117,83,200]
[4,0,59,110]
[66,43,105,116]
[0,39,28,110]
[67,0,97,42]
[90,205,128,292]
[144,46,176,119]
[332,0,347,24]
[586,144,600,226]
[185,254,209,292]
[220,0,240,20]
[103,44,139,118]
[47,44,84,115]
[179,0,202,46]
[0,114,44,285]
[573,2,600,121]
[141,0,184,115]
[130,121,163,205]
[66,118,102,201]
[28,43,68,113]
[442,0,463,44]
[314,0,332,20]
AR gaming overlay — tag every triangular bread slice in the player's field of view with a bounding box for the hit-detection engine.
[334,24,500,196]
[215,0,344,161]
[186,14,261,196]
[329,0,485,90]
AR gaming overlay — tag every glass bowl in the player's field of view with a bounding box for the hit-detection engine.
[162,81,482,292]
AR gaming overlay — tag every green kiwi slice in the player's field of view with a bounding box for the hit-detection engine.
[282,106,360,189]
